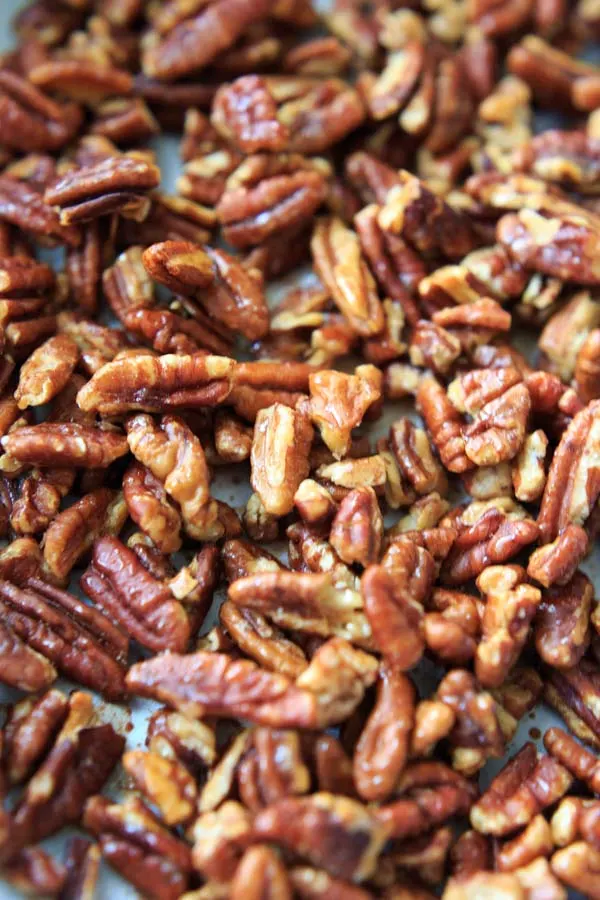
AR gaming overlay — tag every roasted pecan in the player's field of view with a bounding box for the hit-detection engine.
[354,666,415,802]
[0,70,81,153]
[2,688,69,785]
[220,602,308,679]
[81,536,190,653]
[84,795,192,900]
[1,422,128,468]
[123,749,198,827]
[545,727,600,794]
[544,659,600,749]
[251,402,313,517]
[0,174,79,246]
[42,487,127,581]
[437,670,505,776]
[230,845,293,900]
[0,619,57,692]
[77,352,235,415]
[123,462,182,554]
[470,742,572,836]
[417,377,472,474]
[534,572,592,668]
[362,564,424,670]
[390,418,447,497]
[253,793,390,882]
[309,365,381,459]
[61,837,100,900]
[329,487,383,568]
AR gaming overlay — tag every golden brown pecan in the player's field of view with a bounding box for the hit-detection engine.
[3,689,69,785]
[544,727,600,794]
[411,699,456,758]
[534,572,592,669]
[390,418,448,496]
[495,814,553,872]
[82,536,190,653]
[123,461,182,554]
[10,468,74,536]
[512,428,548,502]
[537,399,600,543]
[576,328,600,403]
[410,320,461,376]
[474,566,541,688]
[0,619,58,693]
[77,352,235,415]
[103,245,155,322]
[0,70,81,153]
[147,707,216,772]
[44,155,160,225]
[0,174,80,246]
[237,728,311,811]
[251,402,313,517]
[84,795,192,900]
[424,588,481,666]
[127,637,377,728]
[329,487,383,568]
[544,660,600,749]
[221,603,307,679]
[1,422,128,468]
[284,37,352,75]
[354,666,415,802]
[417,377,472,474]
[312,217,384,337]
[2,692,125,862]
[309,365,381,460]
[470,742,573,836]
[42,487,126,581]
[462,384,530,467]
[123,749,198,827]
[212,75,288,152]
[141,0,272,81]
[539,290,600,382]
[253,793,390,882]
[294,479,338,531]
[29,58,133,105]
[230,845,292,900]
[362,564,424,670]
[437,669,505,776]
[551,842,600,899]
[190,798,253,883]
[229,567,369,647]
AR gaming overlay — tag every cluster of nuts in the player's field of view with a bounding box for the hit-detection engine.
[0,0,599,896]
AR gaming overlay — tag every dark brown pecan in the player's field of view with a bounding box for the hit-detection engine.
[253,793,390,882]
[84,795,192,900]
[0,174,79,246]
[534,571,592,669]
[212,75,288,153]
[0,70,81,153]
[0,576,127,698]
[470,742,572,836]
[362,564,424,670]
[141,0,272,81]
[44,155,160,225]
[61,837,100,900]
[3,688,69,785]
[354,666,415,802]
[77,353,235,415]
[218,167,328,250]
[81,536,190,653]
[2,693,125,862]
[545,659,600,749]
[142,240,269,341]
[127,638,377,728]
[2,422,128,468]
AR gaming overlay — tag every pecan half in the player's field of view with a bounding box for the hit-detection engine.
[251,402,313,517]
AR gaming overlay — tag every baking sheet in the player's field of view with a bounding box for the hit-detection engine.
[0,1,596,897]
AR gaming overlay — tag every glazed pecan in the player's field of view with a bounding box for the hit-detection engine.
[544,660,600,749]
[474,566,541,688]
[390,418,447,497]
[81,536,190,653]
[545,727,600,794]
[362,564,424,670]
[0,619,57,693]
[0,174,79,246]
[437,669,505,776]
[251,402,313,517]
[253,793,390,882]
[77,353,235,415]
[329,487,383,568]
[220,602,308,679]
[0,70,81,153]
[123,749,198,827]
[470,742,573,836]
[354,666,415,802]
[84,795,192,900]
[534,572,592,669]
[42,487,127,581]
[2,688,69,785]
[123,462,182,554]
[230,845,292,900]
[61,838,100,900]
[127,638,377,728]
[512,428,548,503]
[309,365,381,459]
[1,422,128,468]
[417,377,472,474]
[147,707,216,773]
[312,216,384,336]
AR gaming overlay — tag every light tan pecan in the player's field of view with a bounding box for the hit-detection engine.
[312,216,384,336]
[309,365,382,459]
[474,565,541,688]
[123,461,182,554]
[76,353,236,415]
[354,666,415,802]
[42,487,127,581]
[329,487,383,568]
[551,842,600,899]
[512,428,548,502]
[294,479,338,531]
[470,742,573,836]
[81,536,190,653]
[251,402,313,517]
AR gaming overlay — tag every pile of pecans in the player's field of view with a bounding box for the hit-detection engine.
[1,0,600,897]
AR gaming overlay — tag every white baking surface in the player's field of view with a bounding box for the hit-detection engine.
[0,2,597,897]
